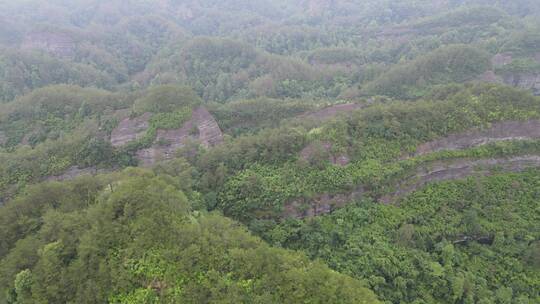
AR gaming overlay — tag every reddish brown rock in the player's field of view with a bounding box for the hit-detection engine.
[136,107,223,166]
[300,103,363,121]
[20,128,42,146]
[535,52,540,63]
[491,53,513,67]
[0,131,7,146]
[303,0,336,17]
[413,120,540,157]
[481,54,540,95]
[284,188,363,218]
[136,148,159,168]
[110,112,151,147]
[300,141,350,166]
[175,4,195,20]
[380,155,540,204]
[21,31,77,58]
[191,106,224,147]
[478,70,503,84]
[502,73,540,95]
[46,166,110,182]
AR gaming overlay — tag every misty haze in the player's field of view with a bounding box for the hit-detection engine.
[0,1,539,303]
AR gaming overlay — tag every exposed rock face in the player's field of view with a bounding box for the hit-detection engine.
[21,31,77,58]
[491,53,513,67]
[110,107,223,166]
[284,188,363,218]
[303,0,336,17]
[374,26,414,44]
[478,70,503,84]
[46,166,110,182]
[479,71,540,95]
[380,155,540,204]
[175,5,195,20]
[20,127,43,146]
[190,106,224,147]
[110,112,152,147]
[137,107,223,166]
[300,103,363,121]
[413,120,540,156]
[482,53,540,95]
[502,73,540,95]
[0,131,6,146]
[300,141,350,166]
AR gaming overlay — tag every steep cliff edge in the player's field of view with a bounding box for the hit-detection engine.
[110,112,152,147]
[412,120,540,157]
[380,155,540,204]
[21,30,77,58]
[136,107,223,166]
[481,53,540,95]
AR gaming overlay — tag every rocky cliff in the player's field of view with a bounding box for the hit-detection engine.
[21,31,77,58]
[502,73,540,95]
[299,103,363,121]
[413,120,540,156]
[284,188,364,218]
[380,156,540,204]
[481,53,540,95]
[110,112,152,147]
[136,107,223,166]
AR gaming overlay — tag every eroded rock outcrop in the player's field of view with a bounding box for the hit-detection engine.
[284,188,363,218]
[300,141,350,166]
[481,53,540,95]
[380,155,540,204]
[109,107,223,166]
[413,120,540,157]
[0,131,6,146]
[286,152,540,216]
[300,103,363,121]
[502,73,540,95]
[303,0,336,17]
[21,31,77,58]
[491,53,513,67]
[110,112,152,147]
[478,70,503,84]
[46,166,110,182]
[137,107,223,166]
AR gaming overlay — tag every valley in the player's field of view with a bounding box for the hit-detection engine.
[0,1,538,303]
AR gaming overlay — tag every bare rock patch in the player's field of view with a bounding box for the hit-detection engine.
[0,131,7,146]
[110,112,151,147]
[491,53,513,67]
[413,120,540,157]
[300,141,350,166]
[136,107,223,166]
[380,155,540,204]
[21,31,77,58]
[284,188,364,218]
[46,166,110,182]
[478,70,503,84]
[502,73,540,95]
[300,103,363,121]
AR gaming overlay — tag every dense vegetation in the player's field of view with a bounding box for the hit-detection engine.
[270,170,540,303]
[215,84,540,224]
[0,168,379,303]
[1,1,539,303]
[1,0,539,103]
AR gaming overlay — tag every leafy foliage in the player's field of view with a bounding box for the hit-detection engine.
[0,169,380,304]
[361,45,491,99]
[0,2,540,303]
[268,170,540,303]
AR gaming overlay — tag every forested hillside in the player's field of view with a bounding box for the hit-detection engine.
[0,1,539,303]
